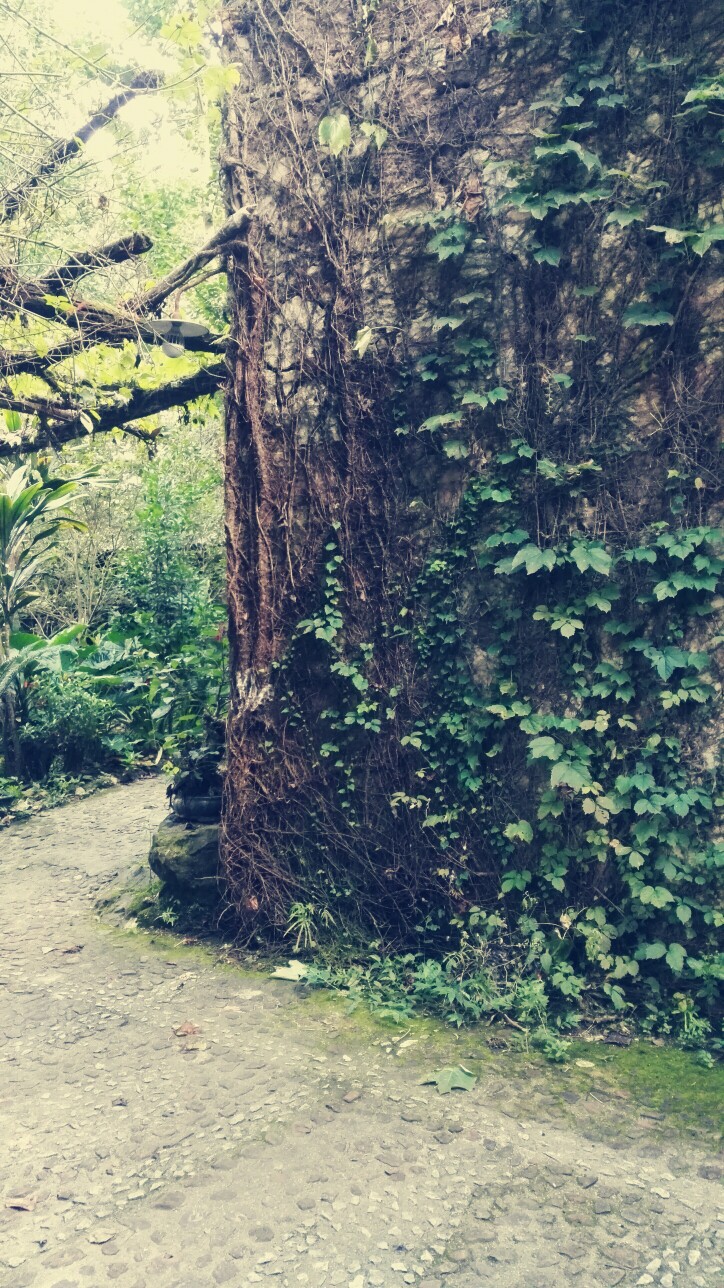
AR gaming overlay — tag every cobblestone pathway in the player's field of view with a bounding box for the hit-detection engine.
[0,780,721,1288]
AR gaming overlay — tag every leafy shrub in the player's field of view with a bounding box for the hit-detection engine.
[20,672,118,777]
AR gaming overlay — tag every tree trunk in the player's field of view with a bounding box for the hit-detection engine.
[219,0,722,947]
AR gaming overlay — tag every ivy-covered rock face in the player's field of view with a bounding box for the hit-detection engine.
[220,0,722,1024]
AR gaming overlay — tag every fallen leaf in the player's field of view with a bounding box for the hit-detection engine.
[575,1059,595,1069]
[271,960,308,981]
[173,1021,201,1037]
[60,944,84,955]
[421,1064,477,1094]
[6,1194,38,1211]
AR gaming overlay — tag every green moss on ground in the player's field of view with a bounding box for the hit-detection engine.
[565,1039,723,1137]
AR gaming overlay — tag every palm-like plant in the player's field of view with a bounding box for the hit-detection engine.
[0,457,98,773]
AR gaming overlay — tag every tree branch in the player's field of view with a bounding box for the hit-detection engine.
[1,72,163,224]
[0,264,225,355]
[127,207,251,314]
[0,362,227,457]
[36,231,153,293]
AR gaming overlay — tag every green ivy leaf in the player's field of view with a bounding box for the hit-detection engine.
[511,544,557,574]
[640,941,667,960]
[533,247,562,266]
[550,760,590,792]
[432,316,466,332]
[318,113,352,156]
[353,326,374,358]
[360,121,388,149]
[442,439,469,459]
[419,412,463,433]
[528,735,562,761]
[622,303,675,327]
[504,819,533,842]
[570,544,612,575]
[665,943,686,972]
[605,207,645,227]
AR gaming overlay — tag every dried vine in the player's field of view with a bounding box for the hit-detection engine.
[219,0,722,1022]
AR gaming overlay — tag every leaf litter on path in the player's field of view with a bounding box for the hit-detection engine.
[271,960,308,981]
[5,1194,38,1211]
[421,1064,477,1094]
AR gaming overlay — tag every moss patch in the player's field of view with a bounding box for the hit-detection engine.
[565,1039,723,1138]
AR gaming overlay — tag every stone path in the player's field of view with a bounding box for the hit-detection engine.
[0,780,721,1288]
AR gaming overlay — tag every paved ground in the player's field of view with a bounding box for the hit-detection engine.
[0,780,721,1288]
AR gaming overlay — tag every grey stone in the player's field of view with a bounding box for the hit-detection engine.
[148,814,219,893]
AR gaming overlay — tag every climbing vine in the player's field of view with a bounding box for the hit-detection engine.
[222,0,722,1037]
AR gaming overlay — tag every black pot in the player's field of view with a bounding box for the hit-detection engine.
[169,792,222,823]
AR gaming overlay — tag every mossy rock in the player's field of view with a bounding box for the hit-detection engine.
[149,814,220,899]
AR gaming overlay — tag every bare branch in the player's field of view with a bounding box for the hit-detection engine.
[36,232,153,293]
[0,339,85,380]
[0,362,227,457]
[127,207,251,314]
[1,72,163,224]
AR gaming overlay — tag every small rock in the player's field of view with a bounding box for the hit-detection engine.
[560,1244,587,1260]
[250,1226,274,1242]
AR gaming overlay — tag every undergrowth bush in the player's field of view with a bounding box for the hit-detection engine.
[20,672,118,777]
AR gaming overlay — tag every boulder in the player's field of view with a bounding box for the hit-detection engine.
[149,814,219,897]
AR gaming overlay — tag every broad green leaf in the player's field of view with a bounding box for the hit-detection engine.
[419,412,463,432]
[421,1065,477,1095]
[691,224,724,255]
[550,760,589,792]
[360,121,388,149]
[605,207,645,227]
[528,735,562,761]
[432,317,465,332]
[570,544,612,576]
[640,941,666,960]
[318,113,352,157]
[511,544,556,574]
[622,303,675,327]
[353,326,374,358]
[504,819,533,842]
[665,943,686,972]
[533,247,562,266]
[442,439,469,459]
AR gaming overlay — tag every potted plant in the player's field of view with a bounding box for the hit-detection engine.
[167,713,225,822]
